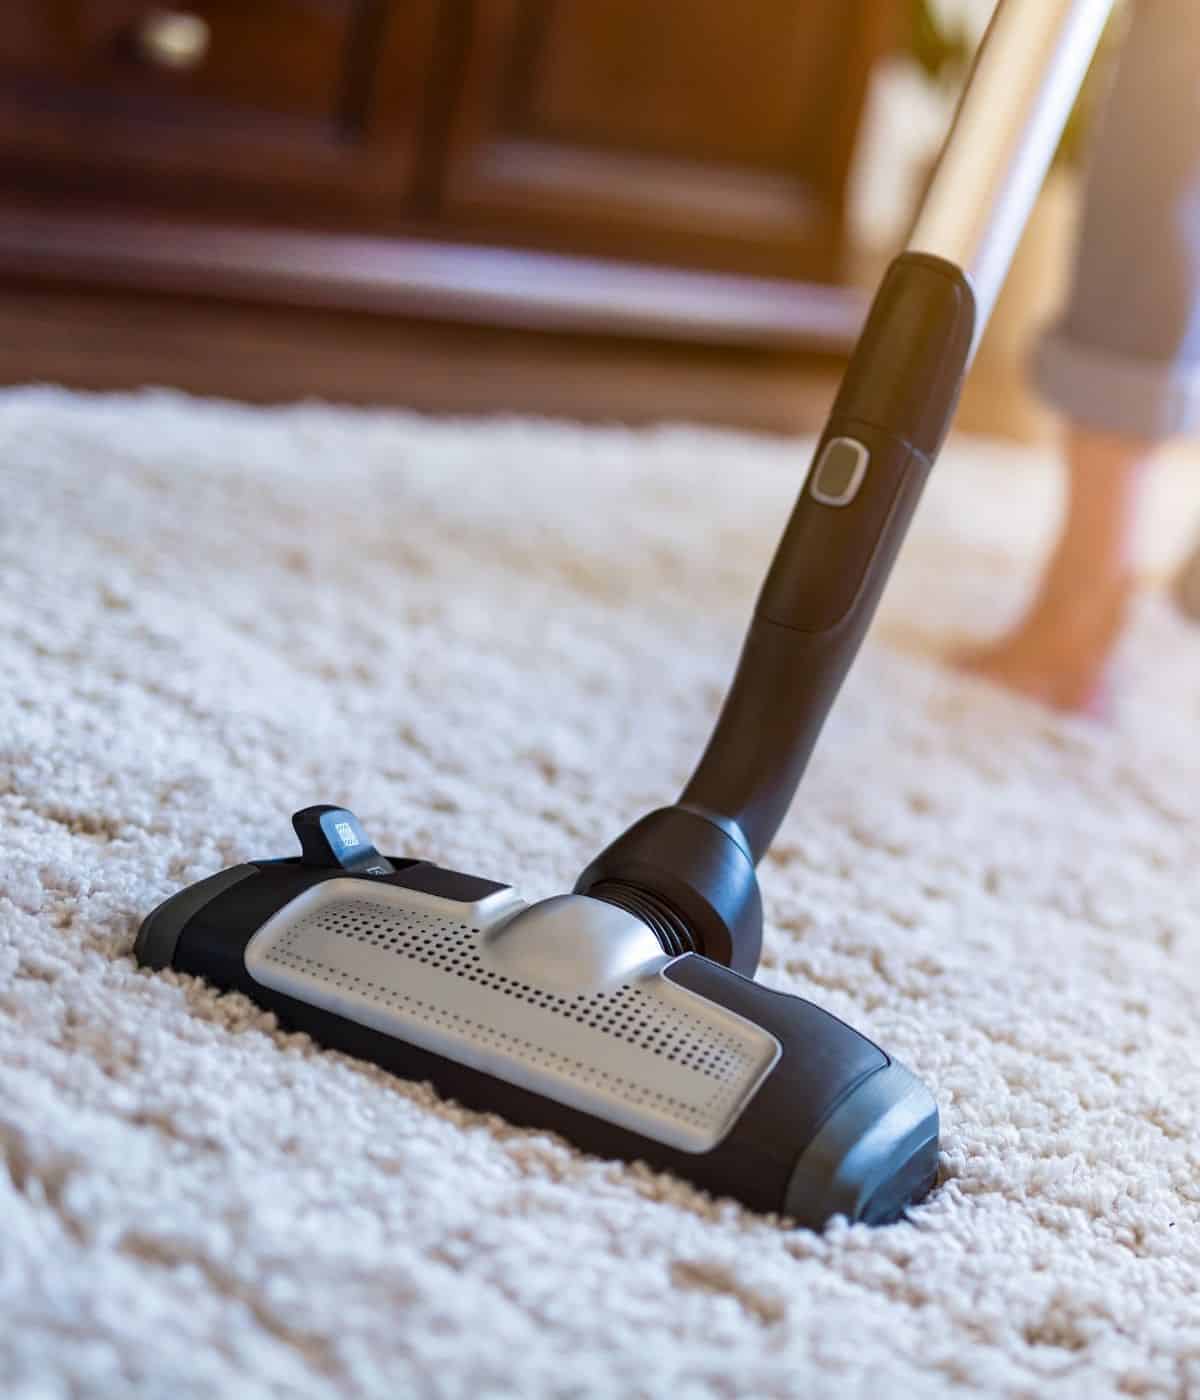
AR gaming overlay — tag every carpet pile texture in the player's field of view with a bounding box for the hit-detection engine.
[3,386,1200,1399]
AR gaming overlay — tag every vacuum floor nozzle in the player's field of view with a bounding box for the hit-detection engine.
[137,819,939,1225]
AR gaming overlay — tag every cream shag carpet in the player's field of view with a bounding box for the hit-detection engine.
[3,386,1200,1400]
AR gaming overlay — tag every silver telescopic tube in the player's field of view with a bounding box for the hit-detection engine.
[907,0,1117,358]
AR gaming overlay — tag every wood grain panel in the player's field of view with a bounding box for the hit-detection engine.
[519,0,850,174]
[0,0,441,220]
[442,0,897,279]
[1,1,352,123]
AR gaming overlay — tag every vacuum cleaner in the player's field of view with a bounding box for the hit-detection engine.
[135,0,1114,1227]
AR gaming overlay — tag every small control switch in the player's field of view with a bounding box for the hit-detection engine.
[810,437,871,507]
[291,805,395,875]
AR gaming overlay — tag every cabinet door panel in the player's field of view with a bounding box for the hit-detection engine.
[443,0,894,279]
[1,1,350,123]
[524,1,845,173]
[0,0,441,221]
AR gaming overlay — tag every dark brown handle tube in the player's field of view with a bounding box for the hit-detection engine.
[681,254,976,865]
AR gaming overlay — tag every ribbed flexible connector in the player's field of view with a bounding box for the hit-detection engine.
[585,880,698,958]
[574,806,762,975]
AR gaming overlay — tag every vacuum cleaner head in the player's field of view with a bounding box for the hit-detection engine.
[136,249,981,1226]
[137,811,938,1226]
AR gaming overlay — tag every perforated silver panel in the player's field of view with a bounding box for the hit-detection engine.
[245,882,779,1152]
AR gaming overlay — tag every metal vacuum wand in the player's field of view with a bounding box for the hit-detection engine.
[909,0,1117,358]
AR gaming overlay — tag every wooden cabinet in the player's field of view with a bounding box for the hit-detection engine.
[0,1,898,372]
[0,1,440,218]
[443,0,887,280]
[1,2,354,119]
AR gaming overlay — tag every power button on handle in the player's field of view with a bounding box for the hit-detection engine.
[809,437,871,508]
